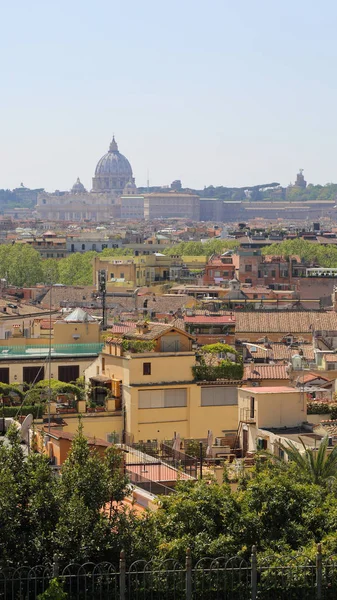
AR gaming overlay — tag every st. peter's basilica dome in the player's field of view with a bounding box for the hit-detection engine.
[92,136,134,194]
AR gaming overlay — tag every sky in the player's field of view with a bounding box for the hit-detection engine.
[1,0,337,192]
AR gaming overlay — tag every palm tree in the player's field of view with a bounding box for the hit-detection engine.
[278,436,337,485]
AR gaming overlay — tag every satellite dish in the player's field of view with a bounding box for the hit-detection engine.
[20,414,33,442]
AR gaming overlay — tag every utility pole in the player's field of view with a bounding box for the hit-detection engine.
[98,270,107,330]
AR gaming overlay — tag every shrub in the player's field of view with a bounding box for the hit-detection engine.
[307,401,332,415]
[0,405,44,418]
[192,361,243,381]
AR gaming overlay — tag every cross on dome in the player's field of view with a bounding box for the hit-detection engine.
[109,136,119,152]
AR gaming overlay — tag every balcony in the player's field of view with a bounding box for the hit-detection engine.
[0,343,104,360]
[240,407,256,423]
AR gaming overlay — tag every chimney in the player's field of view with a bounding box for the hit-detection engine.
[136,320,149,335]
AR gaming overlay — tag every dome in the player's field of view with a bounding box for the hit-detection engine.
[92,137,133,194]
[71,177,87,193]
[123,180,137,195]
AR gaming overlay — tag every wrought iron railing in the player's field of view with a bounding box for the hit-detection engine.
[1,545,336,599]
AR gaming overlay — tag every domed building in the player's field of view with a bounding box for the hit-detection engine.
[36,136,137,222]
[71,177,87,193]
[92,136,135,194]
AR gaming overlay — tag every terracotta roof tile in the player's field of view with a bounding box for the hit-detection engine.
[243,364,289,380]
[236,312,337,334]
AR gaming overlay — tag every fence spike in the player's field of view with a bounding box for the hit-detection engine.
[186,548,192,600]
[119,549,126,600]
[52,553,59,578]
[251,545,257,600]
[316,543,322,600]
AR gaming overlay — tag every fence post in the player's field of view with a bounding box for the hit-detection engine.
[251,545,257,600]
[185,548,192,600]
[119,550,126,600]
[52,553,59,578]
[316,543,322,600]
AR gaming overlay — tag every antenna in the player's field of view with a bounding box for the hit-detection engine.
[147,169,150,192]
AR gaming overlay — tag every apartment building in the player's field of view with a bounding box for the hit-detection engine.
[84,321,240,443]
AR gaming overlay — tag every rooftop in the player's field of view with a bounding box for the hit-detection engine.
[240,386,299,394]
[243,364,289,380]
[236,311,337,333]
[0,343,103,359]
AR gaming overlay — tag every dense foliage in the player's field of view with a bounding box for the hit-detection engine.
[262,238,337,267]
[0,424,128,568]
[0,240,238,287]
[4,427,337,569]
[164,239,238,257]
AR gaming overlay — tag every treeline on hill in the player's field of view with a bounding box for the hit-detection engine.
[138,182,337,202]
[262,238,337,267]
[0,240,238,287]
[2,425,337,570]
[0,189,40,209]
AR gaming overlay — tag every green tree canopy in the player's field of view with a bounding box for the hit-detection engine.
[57,251,97,285]
[262,238,337,267]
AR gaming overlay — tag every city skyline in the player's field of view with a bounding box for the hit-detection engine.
[2,0,337,190]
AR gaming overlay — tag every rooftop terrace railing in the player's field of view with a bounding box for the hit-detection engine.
[1,544,335,599]
[0,342,104,358]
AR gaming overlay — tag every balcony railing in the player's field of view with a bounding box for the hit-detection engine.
[240,407,256,422]
[0,343,104,359]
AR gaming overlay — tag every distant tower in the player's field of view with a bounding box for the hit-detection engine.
[295,169,307,189]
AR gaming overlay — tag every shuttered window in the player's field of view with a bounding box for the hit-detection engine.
[23,366,45,384]
[201,387,238,406]
[139,388,187,409]
[58,365,80,383]
[0,368,9,384]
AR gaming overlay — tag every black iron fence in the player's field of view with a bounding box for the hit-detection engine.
[2,545,337,599]
[130,440,198,479]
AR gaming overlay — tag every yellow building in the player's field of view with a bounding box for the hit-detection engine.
[0,308,102,384]
[238,386,307,456]
[84,321,240,444]
[93,254,186,289]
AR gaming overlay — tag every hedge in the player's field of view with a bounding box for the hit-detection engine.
[0,405,45,418]
[307,401,337,420]
[192,361,243,381]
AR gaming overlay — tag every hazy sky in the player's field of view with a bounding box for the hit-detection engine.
[1,0,337,191]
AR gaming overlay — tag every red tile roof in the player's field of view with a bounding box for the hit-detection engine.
[236,312,337,333]
[324,355,337,363]
[300,372,331,384]
[43,429,112,447]
[243,364,289,380]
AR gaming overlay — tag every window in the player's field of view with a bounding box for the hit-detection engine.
[110,273,114,279]
[271,270,276,278]
[81,244,85,250]
[120,272,124,279]
[139,388,187,408]
[0,368,9,384]
[143,362,151,375]
[92,244,96,251]
[58,365,80,383]
[222,271,229,277]
[23,366,45,384]
[201,387,238,406]
[245,278,252,284]
[250,396,255,419]
[245,264,252,272]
